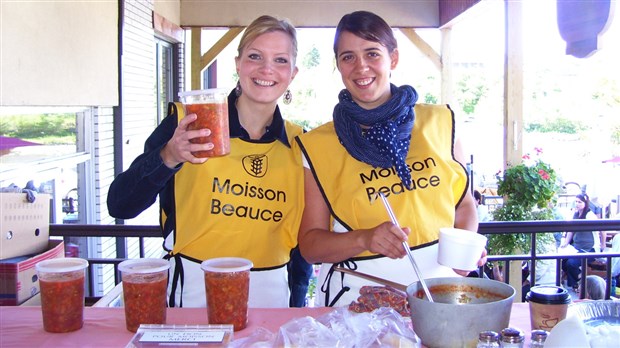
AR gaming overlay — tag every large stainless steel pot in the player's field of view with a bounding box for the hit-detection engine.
[407,277,516,348]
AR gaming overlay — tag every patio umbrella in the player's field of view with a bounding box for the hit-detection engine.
[602,156,620,163]
[0,136,41,156]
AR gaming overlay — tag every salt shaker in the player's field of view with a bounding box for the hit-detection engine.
[499,327,525,348]
[477,330,500,348]
[530,329,548,348]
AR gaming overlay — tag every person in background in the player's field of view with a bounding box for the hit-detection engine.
[107,15,312,308]
[609,233,620,297]
[295,10,483,307]
[584,275,606,300]
[288,247,313,307]
[560,193,600,292]
[474,190,491,222]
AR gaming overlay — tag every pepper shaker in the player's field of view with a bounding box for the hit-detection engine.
[477,330,500,348]
[499,327,525,348]
[530,329,548,348]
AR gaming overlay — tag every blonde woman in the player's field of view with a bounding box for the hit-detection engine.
[108,15,309,308]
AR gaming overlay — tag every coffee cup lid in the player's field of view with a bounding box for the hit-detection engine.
[526,285,571,304]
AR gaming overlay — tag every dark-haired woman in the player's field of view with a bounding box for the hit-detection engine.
[295,10,484,307]
[560,193,601,292]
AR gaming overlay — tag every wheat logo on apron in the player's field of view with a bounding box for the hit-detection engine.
[242,154,268,178]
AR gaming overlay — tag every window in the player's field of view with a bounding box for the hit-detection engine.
[0,107,93,224]
[155,39,174,124]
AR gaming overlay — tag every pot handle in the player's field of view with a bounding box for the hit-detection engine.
[334,266,408,292]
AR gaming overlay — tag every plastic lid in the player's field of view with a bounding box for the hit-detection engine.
[118,258,170,274]
[439,227,488,246]
[35,257,89,273]
[201,257,253,273]
[526,285,571,304]
[178,88,229,97]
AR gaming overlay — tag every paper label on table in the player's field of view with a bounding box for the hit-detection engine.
[139,330,225,343]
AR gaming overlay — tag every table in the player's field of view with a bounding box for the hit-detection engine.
[1,304,531,347]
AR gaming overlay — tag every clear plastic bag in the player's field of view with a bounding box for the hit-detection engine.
[275,316,343,347]
[227,327,275,348]
[229,307,421,348]
[316,307,420,348]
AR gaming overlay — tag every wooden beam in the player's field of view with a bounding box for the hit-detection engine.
[153,12,184,43]
[504,0,525,303]
[399,28,442,71]
[201,27,245,69]
[503,0,524,168]
[190,27,245,90]
[191,27,202,90]
[439,0,482,27]
[440,27,453,105]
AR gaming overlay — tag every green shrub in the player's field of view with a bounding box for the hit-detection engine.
[0,114,75,144]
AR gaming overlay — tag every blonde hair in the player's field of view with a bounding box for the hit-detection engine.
[237,15,298,65]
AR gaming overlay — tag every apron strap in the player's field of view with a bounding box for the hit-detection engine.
[167,254,185,307]
[321,260,357,307]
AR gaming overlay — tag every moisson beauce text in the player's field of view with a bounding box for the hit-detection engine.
[210,177,286,222]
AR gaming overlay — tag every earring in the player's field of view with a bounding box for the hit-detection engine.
[283,89,292,105]
[235,81,242,97]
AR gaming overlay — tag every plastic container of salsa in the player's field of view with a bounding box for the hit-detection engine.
[201,257,253,331]
[35,258,89,333]
[179,89,230,158]
[119,258,170,332]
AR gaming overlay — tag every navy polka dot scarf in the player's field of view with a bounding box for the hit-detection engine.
[334,84,418,189]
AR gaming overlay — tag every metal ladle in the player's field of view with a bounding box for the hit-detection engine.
[376,192,434,302]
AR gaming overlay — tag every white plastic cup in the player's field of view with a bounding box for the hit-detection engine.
[178,88,230,158]
[201,257,253,331]
[438,227,487,271]
[118,258,170,332]
[36,257,89,333]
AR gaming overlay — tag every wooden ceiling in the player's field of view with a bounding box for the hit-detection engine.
[179,0,481,28]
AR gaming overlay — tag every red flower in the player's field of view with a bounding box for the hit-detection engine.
[522,154,531,160]
[538,169,550,180]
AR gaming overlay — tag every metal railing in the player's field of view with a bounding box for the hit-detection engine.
[49,224,161,304]
[478,219,620,300]
[50,219,620,303]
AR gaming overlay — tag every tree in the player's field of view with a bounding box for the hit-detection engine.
[302,46,320,69]
[455,74,488,115]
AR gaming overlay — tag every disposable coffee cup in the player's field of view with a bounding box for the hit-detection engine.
[36,258,89,333]
[201,257,253,331]
[438,227,487,271]
[179,88,230,158]
[526,285,571,331]
[118,258,170,332]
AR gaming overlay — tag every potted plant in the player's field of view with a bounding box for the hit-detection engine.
[488,148,561,287]
[489,148,561,254]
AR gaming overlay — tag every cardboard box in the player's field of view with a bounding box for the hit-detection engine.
[0,239,64,305]
[1,192,51,260]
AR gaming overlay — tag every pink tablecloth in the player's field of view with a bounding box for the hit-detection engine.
[1,304,530,347]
